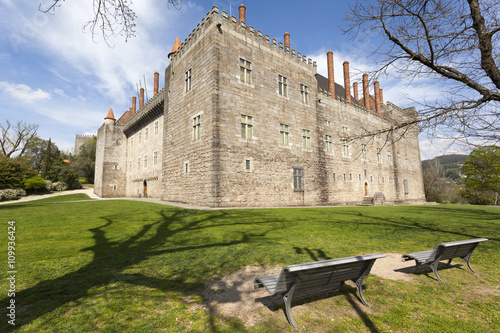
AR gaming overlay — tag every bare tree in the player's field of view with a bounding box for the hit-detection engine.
[0,120,39,158]
[344,0,500,147]
[39,0,183,43]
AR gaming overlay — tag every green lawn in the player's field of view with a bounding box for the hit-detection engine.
[1,195,498,332]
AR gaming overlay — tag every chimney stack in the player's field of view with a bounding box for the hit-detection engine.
[284,32,290,51]
[362,73,369,111]
[374,81,381,116]
[327,51,335,99]
[132,96,137,114]
[353,82,359,102]
[140,88,144,108]
[239,4,246,24]
[154,72,159,95]
[343,61,351,105]
[379,88,384,105]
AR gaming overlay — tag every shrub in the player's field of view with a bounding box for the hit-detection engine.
[54,182,68,191]
[45,180,55,191]
[24,176,47,192]
[0,189,20,201]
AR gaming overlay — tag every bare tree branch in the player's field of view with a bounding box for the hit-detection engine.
[344,0,500,148]
[39,0,183,44]
[0,120,39,158]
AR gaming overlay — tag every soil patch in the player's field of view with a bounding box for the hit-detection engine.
[201,254,416,326]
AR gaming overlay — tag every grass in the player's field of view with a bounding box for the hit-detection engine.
[0,195,498,332]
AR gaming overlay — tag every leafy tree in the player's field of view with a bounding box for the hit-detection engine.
[41,139,63,182]
[0,120,39,158]
[40,0,183,43]
[461,145,500,204]
[75,136,96,184]
[345,0,500,146]
[0,156,36,189]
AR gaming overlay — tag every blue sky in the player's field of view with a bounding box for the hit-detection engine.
[0,0,463,159]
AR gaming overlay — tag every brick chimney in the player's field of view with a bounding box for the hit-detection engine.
[362,73,369,111]
[139,88,144,108]
[284,32,290,51]
[239,4,246,24]
[343,61,351,105]
[379,88,384,105]
[374,81,381,116]
[327,51,335,99]
[353,82,359,102]
[132,96,136,114]
[154,72,159,95]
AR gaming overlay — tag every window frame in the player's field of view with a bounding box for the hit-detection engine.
[280,123,289,145]
[241,115,253,140]
[293,167,304,192]
[239,58,252,84]
[278,74,288,97]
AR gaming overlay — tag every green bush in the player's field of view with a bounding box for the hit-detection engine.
[0,156,35,189]
[24,176,47,192]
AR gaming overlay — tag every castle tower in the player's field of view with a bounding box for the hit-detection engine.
[94,108,127,197]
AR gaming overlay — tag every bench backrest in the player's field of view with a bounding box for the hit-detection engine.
[428,238,488,262]
[272,253,385,295]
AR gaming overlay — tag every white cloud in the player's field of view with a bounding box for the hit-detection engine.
[0,81,51,103]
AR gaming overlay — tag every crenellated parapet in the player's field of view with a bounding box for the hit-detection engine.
[122,87,165,137]
[168,6,317,71]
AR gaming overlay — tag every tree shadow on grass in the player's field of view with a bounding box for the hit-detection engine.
[1,208,282,332]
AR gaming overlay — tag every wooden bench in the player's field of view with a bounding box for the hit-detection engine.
[254,253,385,328]
[401,238,488,282]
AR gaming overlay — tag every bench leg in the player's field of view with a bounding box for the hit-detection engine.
[430,261,445,283]
[446,258,452,266]
[282,284,297,328]
[355,276,370,307]
[463,253,476,273]
[413,261,422,273]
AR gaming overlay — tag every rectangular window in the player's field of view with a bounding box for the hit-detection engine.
[239,58,251,83]
[361,144,367,160]
[280,123,289,145]
[293,167,304,191]
[153,151,158,165]
[300,84,308,103]
[342,139,349,156]
[333,172,336,181]
[246,159,251,170]
[387,150,392,164]
[377,148,382,163]
[325,135,333,153]
[154,121,159,135]
[185,68,192,92]
[144,155,148,168]
[145,128,149,140]
[193,115,201,140]
[302,129,311,149]
[241,115,253,140]
[138,131,142,143]
[404,179,409,194]
[278,74,288,96]
[138,158,141,169]
[324,120,331,127]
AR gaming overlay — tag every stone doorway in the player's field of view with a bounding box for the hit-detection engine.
[364,182,368,196]
[143,180,148,198]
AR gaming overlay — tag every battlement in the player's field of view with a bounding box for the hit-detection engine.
[169,6,317,71]
[122,87,165,137]
[318,87,391,122]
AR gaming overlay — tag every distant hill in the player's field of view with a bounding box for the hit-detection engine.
[422,154,469,183]
[422,154,468,169]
